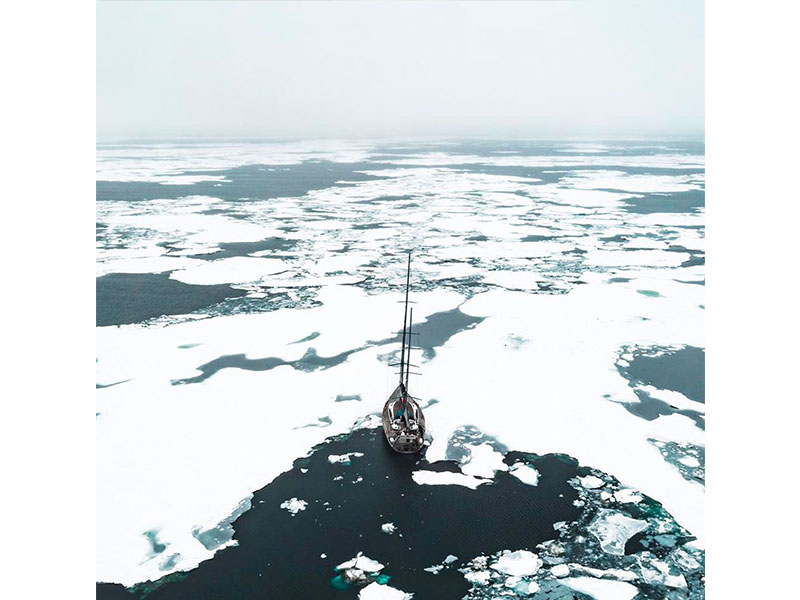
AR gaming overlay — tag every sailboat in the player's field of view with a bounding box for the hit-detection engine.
[382,253,426,454]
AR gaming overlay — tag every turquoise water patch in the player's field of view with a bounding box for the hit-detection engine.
[334,394,361,403]
[291,332,320,344]
[143,530,166,556]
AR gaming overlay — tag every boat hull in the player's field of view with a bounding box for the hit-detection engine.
[382,385,426,454]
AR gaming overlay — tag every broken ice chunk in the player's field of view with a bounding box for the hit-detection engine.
[508,462,540,486]
[424,565,443,575]
[279,498,308,516]
[490,550,543,577]
[411,470,490,489]
[328,452,364,465]
[336,552,385,573]
[672,547,701,571]
[588,509,648,555]
[381,522,397,535]
[561,576,639,600]
[358,581,413,600]
[614,489,643,504]
[461,443,509,479]
[464,570,492,585]
[550,564,570,578]
[578,475,605,489]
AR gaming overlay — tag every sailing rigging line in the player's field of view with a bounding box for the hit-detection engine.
[398,252,411,390]
[405,307,412,391]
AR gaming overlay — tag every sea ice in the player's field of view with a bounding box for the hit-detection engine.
[460,443,509,479]
[560,576,639,600]
[613,489,643,504]
[336,553,385,573]
[328,452,365,464]
[279,498,307,516]
[424,565,443,574]
[579,475,605,489]
[490,550,543,577]
[96,141,705,587]
[358,581,413,600]
[550,564,570,577]
[410,470,491,490]
[508,463,540,486]
[169,256,288,286]
[463,570,492,585]
[381,523,397,535]
[588,509,649,555]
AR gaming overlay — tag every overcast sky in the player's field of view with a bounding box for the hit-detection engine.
[97,1,703,140]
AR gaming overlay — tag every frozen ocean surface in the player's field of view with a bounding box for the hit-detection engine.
[96,139,704,599]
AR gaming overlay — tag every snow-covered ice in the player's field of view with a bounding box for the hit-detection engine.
[279,497,307,516]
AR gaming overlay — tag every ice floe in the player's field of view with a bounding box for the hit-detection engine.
[508,462,540,486]
[279,497,308,516]
[381,522,397,535]
[328,452,365,465]
[490,550,543,577]
[579,475,606,489]
[169,256,288,286]
[550,564,570,577]
[588,510,649,555]
[560,576,639,600]
[460,443,509,479]
[410,470,490,490]
[336,553,386,573]
[358,582,413,599]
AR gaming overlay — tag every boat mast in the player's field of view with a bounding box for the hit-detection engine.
[398,253,411,390]
[405,307,413,391]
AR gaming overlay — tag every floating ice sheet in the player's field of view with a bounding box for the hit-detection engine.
[358,582,413,600]
[410,470,490,490]
[560,576,639,600]
[588,509,649,556]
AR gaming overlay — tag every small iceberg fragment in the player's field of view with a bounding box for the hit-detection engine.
[550,564,570,578]
[424,554,458,575]
[279,497,308,516]
[460,443,509,478]
[614,488,643,504]
[578,475,605,489]
[506,578,539,595]
[561,576,639,600]
[464,570,492,585]
[588,509,648,555]
[508,462,540,486]
[333,552,389,590]
[637,553,689,589]
[336,553,386,573]
[358,581,413,600]
[381,522,397,535]
[328,452,365,465]
[411,470,490,490]
[423,565,443,575]
[490,550,543,577]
